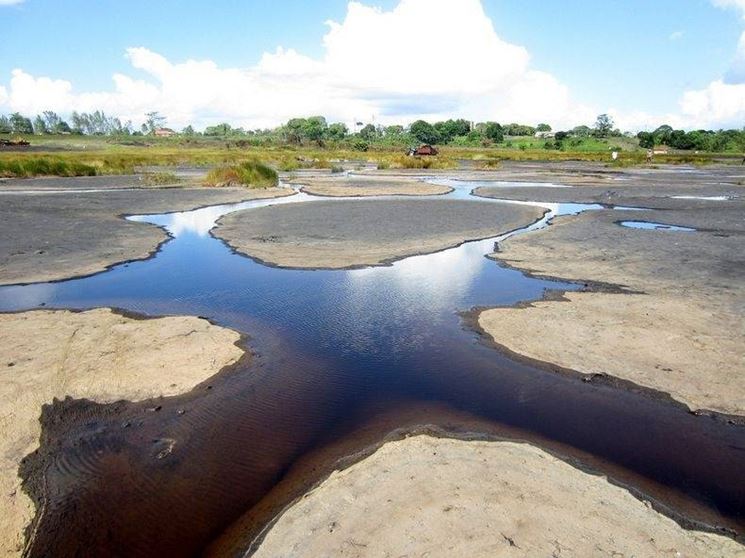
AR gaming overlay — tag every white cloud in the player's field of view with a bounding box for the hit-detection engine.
[724,30,745,83]
[0,0,25,5]
[0,0,742,131]
[678,80,745,128]
[711,0,745,18]
[669,30,684,41]
[0,0,594,130]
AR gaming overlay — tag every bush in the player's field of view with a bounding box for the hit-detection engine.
[204,160,278,188]
[140,172,181,186]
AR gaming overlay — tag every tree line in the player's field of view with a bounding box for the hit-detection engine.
[1,110,743,152]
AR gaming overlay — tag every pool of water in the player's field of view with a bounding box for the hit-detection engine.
[1,185,743,555]
[620,220,697,232]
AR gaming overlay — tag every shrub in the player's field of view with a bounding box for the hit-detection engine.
[204,160,278,188]
[352,140,369,152]
[140,172,181,186]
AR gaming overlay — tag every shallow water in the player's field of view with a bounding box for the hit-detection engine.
[1,184,743,555]
[620,220,697,232]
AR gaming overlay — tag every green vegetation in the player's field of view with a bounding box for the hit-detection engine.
[0,157,97,178]
[140,172,182,186]
[1,108,743,179]
[204,160,279,188]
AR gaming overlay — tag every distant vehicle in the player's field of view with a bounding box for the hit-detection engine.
[408,144,439,156]
[0,138,30,147]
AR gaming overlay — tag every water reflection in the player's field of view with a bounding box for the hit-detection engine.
[620,220,696,232]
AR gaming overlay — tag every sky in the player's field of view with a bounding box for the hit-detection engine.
[0,0,744,131]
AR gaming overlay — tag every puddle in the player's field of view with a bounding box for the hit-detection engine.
[620,220,696,232]
[671,195,730,201]
[0,186,742,555]
[426,177,571,190]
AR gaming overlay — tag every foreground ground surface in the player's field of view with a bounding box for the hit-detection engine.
[0,163,743,556]
[253,435,744,558]
[214,199,544,268]
[476,184,745,416]
[0,179,290,284]
[0,309,244,557]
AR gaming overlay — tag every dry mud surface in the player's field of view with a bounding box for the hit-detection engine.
[0,308,244,557]
[214,199,544,268]
[477,185,745,416]
[0,183,291,284]
[289,173,451,197]
[253,435,744,558]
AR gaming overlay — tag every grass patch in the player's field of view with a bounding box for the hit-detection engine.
[140,172,182,186]
[204,160,278,188]
[0,157,97,178]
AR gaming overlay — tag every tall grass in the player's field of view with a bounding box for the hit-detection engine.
[0,157,97,178]
[204,160,279,188]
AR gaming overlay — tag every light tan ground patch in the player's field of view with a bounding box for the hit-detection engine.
[0,308,244,557]
[253,435,744,558]
[478,209,745,416]
[293,175,451,197]
[215,199,544,269]
[480,292,745,415]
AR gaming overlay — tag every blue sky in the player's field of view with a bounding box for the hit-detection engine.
[1,0,743,129]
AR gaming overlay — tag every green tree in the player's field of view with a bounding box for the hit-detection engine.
[594,114,614,138]
[653,125,673,145]
[205,123,232,136]
[327,122,348,141]
[637,131,655,149]
[536,123,552,132]
[571,125,592,137]
[0,115,11,134]
[302,116,328,144]
[10,113,33,134]
[384,125,404,137]
[504,123,536,136]
[359,123,377,141]
[182,125,195,136]
[484,122,504,143]
[433,119,471,143]
[409,120,440,144]
[33,115,48,134]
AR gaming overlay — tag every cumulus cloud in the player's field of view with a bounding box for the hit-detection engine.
[724,31,745,83]
[711,0,745,18]
[0,0,596,129]
[0,0,742,130]
[0,0,26,5]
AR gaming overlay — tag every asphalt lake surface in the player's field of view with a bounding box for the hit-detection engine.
[1,183,743,556]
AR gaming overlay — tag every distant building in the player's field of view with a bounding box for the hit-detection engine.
[154,128,176,138]
[653,145,670,155]
[534,131,555,139]
[408,144,439,156]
